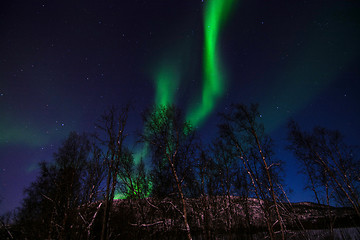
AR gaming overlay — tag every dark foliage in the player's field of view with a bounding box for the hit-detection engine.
[13,132,104,239]
[142,105,198,199]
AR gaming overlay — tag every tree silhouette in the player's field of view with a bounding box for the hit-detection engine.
[95,105,130,240]
[15,132,104,239]
[218,103,286,240]
[141,105,197,240]
[288,120,360,218]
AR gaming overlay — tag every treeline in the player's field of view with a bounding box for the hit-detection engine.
[1,103,359,240]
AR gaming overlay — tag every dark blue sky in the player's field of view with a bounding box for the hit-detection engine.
[1,0,359,214]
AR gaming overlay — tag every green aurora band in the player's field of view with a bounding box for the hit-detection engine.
[154,63,180,107]
[116,0,237,200]
[186,0,235,126]
[0,117,50,147]
[114,63,180,200]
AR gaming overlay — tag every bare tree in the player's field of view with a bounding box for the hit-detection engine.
[96,105,130,240]
[116,149,150,200]
[288,120,360,218]
[211,139,238,231]
[15,132,104,239]
[141,105,197,240]
[0,207,14,239]
[219,103,286,240]
[195,149,214,238]
[78,143,106,240]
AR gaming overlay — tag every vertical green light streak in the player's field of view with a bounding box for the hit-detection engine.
[187,0,235,126]
[115,65,179,200]
[155,64,179,106]
[133,144,148,165]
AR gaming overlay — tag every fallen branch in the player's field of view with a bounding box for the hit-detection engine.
[129,220,164,228]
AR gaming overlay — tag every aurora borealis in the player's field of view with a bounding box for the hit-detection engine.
[1,0,360,214]
[143,0,236,181]
[186,0,235,126]
[154,65,180,107]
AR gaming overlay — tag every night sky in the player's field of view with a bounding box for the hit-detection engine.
[1,0,359,215]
